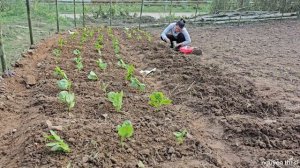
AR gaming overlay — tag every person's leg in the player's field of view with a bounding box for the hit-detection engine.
[161,34,176,48]
[176,33,186,44]
[174,33,186,50]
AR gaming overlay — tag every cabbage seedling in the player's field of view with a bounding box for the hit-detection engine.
[96,59,107,70]
[173,130,188,144]
[57,79,72,90]
[117,59,128,69]
[130,77,145,91]
[149,92,172,109]
[54,66,68,79]
[88,71,99,81]
[125,65,135,81]
[117,120,134,144]
[73,49,81,56]
[58,38,65,48]
[94,42,103,55]
[73,56,83,70]
[108,91,123,112]
[58,91,75,111]
[45,130,70,153]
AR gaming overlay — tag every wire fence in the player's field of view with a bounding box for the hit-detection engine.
[0,0,300,73]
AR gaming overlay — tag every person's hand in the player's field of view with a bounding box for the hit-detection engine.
[175,43,182,47]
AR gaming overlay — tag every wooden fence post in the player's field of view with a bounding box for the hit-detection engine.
[109,0,112,26]
[55,0,60,33]
[25,0,34,45]
[0,26,7,73]
[139,0,144,29]
[82,0,85,27]
[73,0,77,27]
[169,0,173,24]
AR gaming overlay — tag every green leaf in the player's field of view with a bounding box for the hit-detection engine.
[108,91,123,112]
[76,62,84,70]
[125,65,135,81]
[130,77,145,91]
[45,130,70,153]
[54,66,68,79]
[149,92,172,109]
[173,130,187,144]
[46,142,59,147]
[96,59,107,70]
[117,59,128,69]
[57,79,71,90]
[73,49,81,56]
[58,91,76,111]
[117,120,134,142]
[88,71,99,81]
[58,91,68,102]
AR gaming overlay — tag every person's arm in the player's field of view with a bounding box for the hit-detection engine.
[178,28,191,46]
[161,23,175,42]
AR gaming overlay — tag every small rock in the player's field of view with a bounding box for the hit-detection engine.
[46,120,52,127]
[82,156,89,163]
[29,45,36,49]
[139,149,151,156]
[0,102,4,108]
[6,95,13,101]
[174,105,184,111]
[12,129,17,133]
[110,157,117,164]
[264,119,277,124]
[28,49,34,55]
[258,140,266,148]
[23,75,37,86]
[144,116,152,121]
[101,114,108,119]
[127,148,134,153]
[50,125,63,131]
[167,147,175,154]
[68,138,75,143]
[294,114,300,119]
[37,63,42,68]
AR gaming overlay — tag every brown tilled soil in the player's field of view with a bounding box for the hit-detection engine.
[0,20,299,168]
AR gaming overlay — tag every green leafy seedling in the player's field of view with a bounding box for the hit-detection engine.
[54,66,68,79]
[58,38,65,48]
[117,59,128,69]
[108,91,123,112]
[52,48,61,57]
[57,79,72,90]
[96,59,107,70]
[88,71,99,81]
[45,130,70,153]
[58,91,76,111]
[117,120,134,144]
[73,56,83,70]
[94,42,103,55]
[125,65,135,81]
[73,49,81,56]
[149,92,172,109]
[173,130,188,144]
[130,77,145,91]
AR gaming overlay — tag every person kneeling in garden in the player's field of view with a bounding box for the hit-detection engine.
[160,19,191,50]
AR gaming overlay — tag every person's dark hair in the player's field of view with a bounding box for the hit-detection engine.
[176,19,185,29]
